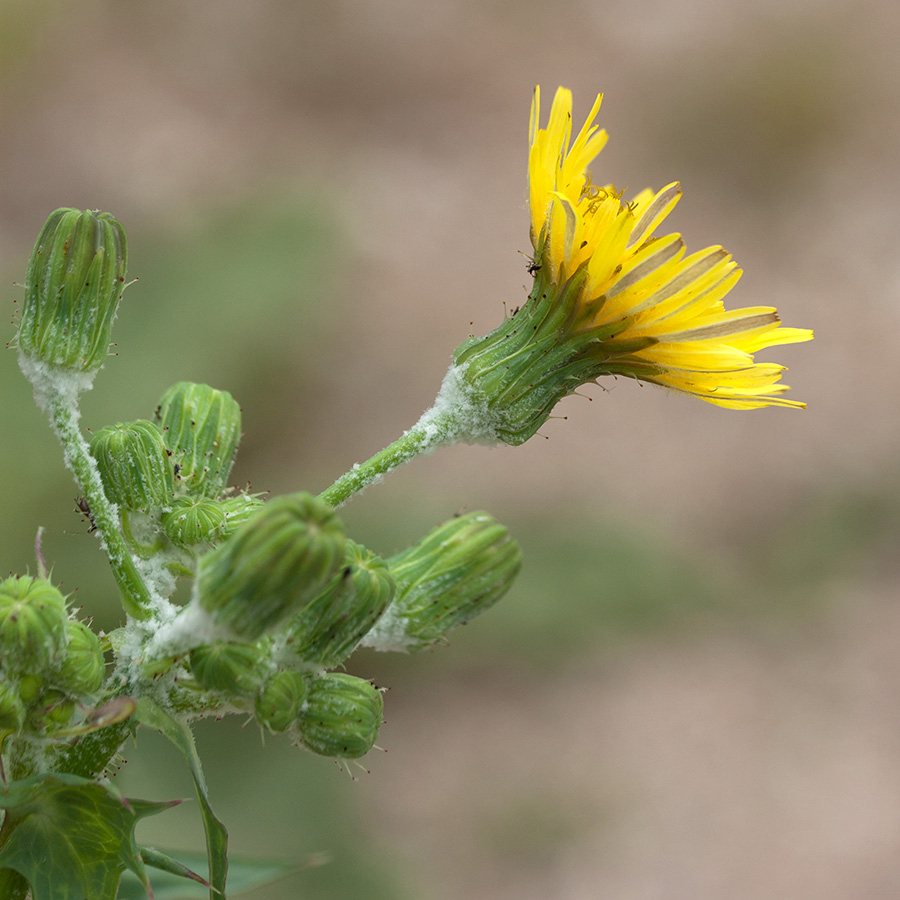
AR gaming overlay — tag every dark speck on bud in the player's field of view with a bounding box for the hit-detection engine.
[18,208,128,372]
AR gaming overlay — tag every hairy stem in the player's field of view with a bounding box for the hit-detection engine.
[20,356,154,619]
[317,406,462,508]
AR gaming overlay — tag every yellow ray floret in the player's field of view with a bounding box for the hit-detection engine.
[528,86,813,409]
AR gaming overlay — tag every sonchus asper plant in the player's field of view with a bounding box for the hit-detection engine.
[1,86,810,900]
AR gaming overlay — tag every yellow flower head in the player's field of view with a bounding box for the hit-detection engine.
[526,85,813,410]
[445,86,813,446]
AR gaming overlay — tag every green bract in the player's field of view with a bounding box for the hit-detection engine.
[193,492,346,640]
[0,576,69,672]
[156,382,242,498]
[18,208,127,373]
[296,673,383,760]
[362,511,522,652]
[89,420,174,511]
[287,539,395,668]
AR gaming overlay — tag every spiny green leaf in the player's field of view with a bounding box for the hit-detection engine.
[118,853,295,899]
[0,773,177,900]
[135,699,228,900]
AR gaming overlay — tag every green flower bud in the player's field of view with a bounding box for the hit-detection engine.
[89,420,174,511]
[0,576,68,671]
[296,673,382,760]
[56,620,106,696]
[188,641,267,699]
[0,682,25,732]
[362,511,522,652]
[194,493,345,640]
[255,669,308,733]
[156,382,242,498]
[220,493,267,537]
[161,496,227,548]
[18,208,127,373]
[288,540,394,668]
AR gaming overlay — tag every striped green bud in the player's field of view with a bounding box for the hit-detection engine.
[18,208,127,372]
[288,540,394,668]
[89,420,174,511]
[56,620,106,696]
[162,496,227,548]
[296,673,382,760]
[255,669,308,733]
[362,511,522,652]
[188,641,267,700]
[220,493,266,537]
[194,493,345,640]
[0,682,25,733]
[156,382,242,498]
[0,576,68,672]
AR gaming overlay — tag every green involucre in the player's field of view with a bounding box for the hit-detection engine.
[156,382,242,498]
[194,492,346,640]
[19,208,128,372]
[296,673,383,760]
[0,576,69,673]
[286,539,394,668]
[89,420,174,511]
[363,511,522,652]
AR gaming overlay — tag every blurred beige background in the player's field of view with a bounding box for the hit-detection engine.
[0,0,898,897]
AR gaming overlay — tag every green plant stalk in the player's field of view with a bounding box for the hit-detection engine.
[317,411,459,508]
[33,371,154,620]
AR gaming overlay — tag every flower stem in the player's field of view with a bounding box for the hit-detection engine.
[20,357,154,620]
[317,406,462,508]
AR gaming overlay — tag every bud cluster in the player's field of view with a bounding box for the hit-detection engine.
[155,501,520,760]
[0,576,106,737]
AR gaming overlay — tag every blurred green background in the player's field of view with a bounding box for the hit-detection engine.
[1,0,898,897]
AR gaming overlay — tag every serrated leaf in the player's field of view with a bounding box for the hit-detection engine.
[135,699,228,899]
[0,773,177,900]
[119,853,294,899]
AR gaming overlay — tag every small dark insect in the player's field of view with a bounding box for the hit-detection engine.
[75,497,97,532]
[173,463,182,478]
[526,261,542,277]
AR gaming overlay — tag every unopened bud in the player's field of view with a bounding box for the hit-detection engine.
[0,576,68,671]
[18,208,127,372]
[56,620,105,696]
[156,382,242,498]
[194,493,345,640]
[219,492,266,537]
[89,420,174,511]
[296,673,383,760]
[255,669,308,733]
[162,496,227,548]
[287,540,394,668]
[362,511,522,652]
[188,641,267,700]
